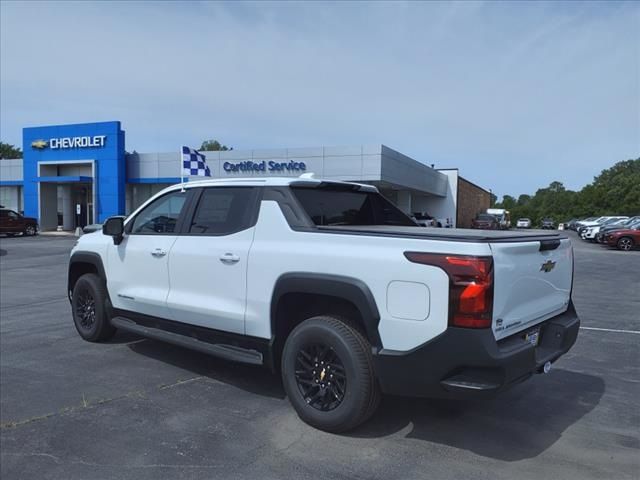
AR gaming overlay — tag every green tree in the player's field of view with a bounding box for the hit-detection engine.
[517,194,531,206]
[0,142,22,159]
[200,140,233,151]
[495,158,640,224]
[501,195,517,211]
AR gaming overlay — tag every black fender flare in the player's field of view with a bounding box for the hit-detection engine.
[271,272,382,348]
[68,251,107,300]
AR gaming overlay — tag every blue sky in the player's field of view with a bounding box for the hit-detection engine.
[1,1,638,198]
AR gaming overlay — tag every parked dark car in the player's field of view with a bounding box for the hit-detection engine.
[566,218,580,231]
[541,218,555,229]
[605,225,640,251]
[471,213,499,230]
[0,208,39,236]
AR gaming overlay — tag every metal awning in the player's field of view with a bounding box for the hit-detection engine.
[35,176,93,183]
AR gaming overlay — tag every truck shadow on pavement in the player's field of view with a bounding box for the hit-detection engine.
[351,369,605,461]
[123,336,604,462]
[126,337,287,400]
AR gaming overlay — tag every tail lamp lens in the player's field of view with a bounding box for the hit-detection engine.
[404,252,494,328]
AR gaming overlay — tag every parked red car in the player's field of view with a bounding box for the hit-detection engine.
[604,226,640,251]
[471,213,499,230]
[0,208,39,236]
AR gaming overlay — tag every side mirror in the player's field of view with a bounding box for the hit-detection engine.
[103,216,125,245]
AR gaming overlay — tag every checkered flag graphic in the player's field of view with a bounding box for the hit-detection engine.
[182,146,211,177]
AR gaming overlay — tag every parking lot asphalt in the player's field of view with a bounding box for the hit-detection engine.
[0,232,638,480]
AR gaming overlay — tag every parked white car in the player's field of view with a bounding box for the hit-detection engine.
[581,217,628,241]
[68,177,580,432]
[516,218,532,229]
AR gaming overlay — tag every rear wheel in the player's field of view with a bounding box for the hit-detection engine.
[281,315,380,433]
[617,237,634,251]
[72,273,116,342]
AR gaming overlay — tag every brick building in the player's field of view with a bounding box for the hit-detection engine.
[456,175,491,228]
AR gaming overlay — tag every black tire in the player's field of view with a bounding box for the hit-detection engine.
[71,273,116,342]
[281,315,380,433]
[24,224,37,236]
[617,237,634,251]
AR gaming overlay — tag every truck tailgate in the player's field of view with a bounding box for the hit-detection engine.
[490,238,573,340]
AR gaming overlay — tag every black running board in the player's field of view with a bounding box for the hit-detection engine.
[111,316,263,365]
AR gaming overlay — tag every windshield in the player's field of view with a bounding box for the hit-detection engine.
[291,186,417,227]
[476,214,495,221]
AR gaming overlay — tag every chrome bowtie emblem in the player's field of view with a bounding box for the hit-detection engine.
[540,260,556,273]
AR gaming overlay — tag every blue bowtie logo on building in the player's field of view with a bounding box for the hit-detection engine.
[182,146,211,177]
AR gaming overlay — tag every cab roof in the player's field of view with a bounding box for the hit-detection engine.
[163,175,378,192]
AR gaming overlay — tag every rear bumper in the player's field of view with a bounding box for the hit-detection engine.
[373,301,580,399]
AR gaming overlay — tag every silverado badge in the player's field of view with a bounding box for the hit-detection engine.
[31,139,48,150]
[540,260,556,273]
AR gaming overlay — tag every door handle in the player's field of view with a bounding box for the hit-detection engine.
[219,253,240,264]
[150,248,167,258]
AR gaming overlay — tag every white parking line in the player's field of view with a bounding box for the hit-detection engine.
[580,326,640,335]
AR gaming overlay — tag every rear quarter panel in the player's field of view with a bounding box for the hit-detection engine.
[246,201,492,352]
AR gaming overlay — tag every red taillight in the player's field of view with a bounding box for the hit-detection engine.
[404,252,494,328]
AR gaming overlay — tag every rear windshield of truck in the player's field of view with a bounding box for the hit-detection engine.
[291,186,417,227]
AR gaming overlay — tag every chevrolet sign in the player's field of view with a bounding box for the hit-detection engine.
[30,135,107,150]
[50,135,106,149]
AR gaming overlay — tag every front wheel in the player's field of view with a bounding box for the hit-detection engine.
[71,273,116,342]
[281,316,380,433]
[617,237,634,251]
[24,224,37,236]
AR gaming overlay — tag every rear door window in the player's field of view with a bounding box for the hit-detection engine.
[188,187,258,235]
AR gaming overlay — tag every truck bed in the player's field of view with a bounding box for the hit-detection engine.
[317,225,567,243]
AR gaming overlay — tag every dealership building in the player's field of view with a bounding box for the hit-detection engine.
[0,121,490,230]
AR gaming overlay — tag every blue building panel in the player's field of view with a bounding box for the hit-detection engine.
[22,121,125,222]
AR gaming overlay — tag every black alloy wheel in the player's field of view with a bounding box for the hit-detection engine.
[75,290,97,330]
[281,315,380,432]
[295,343,346,412]
[71,273,116,342]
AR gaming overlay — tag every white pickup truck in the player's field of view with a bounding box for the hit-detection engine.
[68,177,580,432]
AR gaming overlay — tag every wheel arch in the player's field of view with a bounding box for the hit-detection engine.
[270,273,382,358]
[68,251,107,301]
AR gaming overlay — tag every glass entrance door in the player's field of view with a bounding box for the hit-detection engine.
[70,184,93,228]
